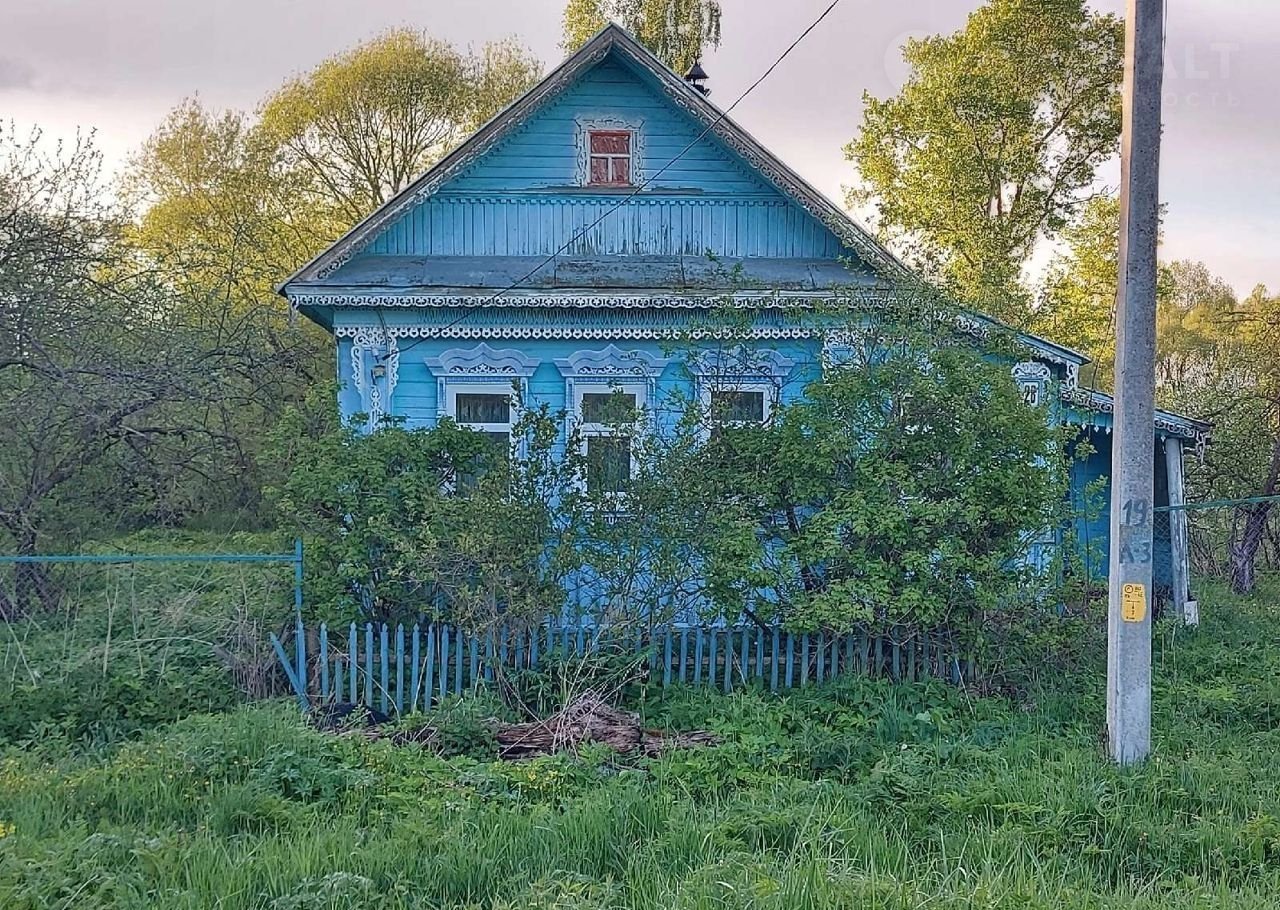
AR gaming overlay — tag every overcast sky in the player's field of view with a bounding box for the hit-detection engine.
[3,0,1276,295]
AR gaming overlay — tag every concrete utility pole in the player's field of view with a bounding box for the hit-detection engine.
[1107,0,1165,766]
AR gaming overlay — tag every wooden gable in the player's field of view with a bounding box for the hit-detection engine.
[281,24,907,297]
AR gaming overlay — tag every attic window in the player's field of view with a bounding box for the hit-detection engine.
[587,130,632,186]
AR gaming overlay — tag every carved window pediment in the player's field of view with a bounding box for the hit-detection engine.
[425,343,539,378]
[687,346,795,381]
[554,344,669,379]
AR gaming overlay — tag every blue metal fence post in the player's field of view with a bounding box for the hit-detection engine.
[410,624,421,712]
[319,624,329,702]
[348,623,358,704]
[364,623,374,708]
[293,538,304,616]
[294,613,306,701]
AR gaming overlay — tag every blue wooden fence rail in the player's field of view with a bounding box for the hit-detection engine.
[272,619,973,714]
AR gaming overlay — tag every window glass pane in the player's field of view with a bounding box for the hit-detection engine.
[586,436,631,494]
[483,431,510,449]
[455,393,509,424]
[590,131,630,154]
[581,391,636,424]
[589,156,610,184]
[611,156,631,184]
[711,390,765,423]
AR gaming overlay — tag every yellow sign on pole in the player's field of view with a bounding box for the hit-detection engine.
[1122,583,1147,623]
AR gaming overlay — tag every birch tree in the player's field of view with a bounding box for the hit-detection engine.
[562,0,722,74]
[848,0,1123,320]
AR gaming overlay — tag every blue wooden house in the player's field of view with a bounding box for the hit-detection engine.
[280,24,1209,615]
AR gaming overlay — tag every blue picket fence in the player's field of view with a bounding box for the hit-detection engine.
[272,617,972,714]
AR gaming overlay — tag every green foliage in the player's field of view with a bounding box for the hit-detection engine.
[413,692,509,760]
[562,0,722,74]
[848,0,1123,317]
[0,125,276,594]
[257,28,541,222]
[614,300,1065,643]
[1035,195,1121,387]
[269,403,583,627]
[3,580,1280,908]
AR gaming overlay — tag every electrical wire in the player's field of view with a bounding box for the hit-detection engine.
[378,0,844,361]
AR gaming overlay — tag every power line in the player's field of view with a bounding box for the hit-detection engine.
[379,0,843,361]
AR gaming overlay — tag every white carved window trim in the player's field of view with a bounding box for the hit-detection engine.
[703,381,777,429]
[575,116,645,187]
[688,347,794,435]
[573,381,648,498]
[425,344,540,453]
[445,382,519,445]
[555,345,667,499]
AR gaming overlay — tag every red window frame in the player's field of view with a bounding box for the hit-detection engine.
[587,130,633,187]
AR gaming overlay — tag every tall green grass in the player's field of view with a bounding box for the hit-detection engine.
[1,578,1278,908]
[0,531,293,743]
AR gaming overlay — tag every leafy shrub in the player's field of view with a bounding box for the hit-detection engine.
[424,692,508,760]
[270,403,584,628]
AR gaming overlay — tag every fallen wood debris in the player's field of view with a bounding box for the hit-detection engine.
[493,689,717,759]
[364,689,717,759]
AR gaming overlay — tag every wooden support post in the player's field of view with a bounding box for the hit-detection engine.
[1165,437,1196,625]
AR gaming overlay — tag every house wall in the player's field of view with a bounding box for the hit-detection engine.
[334,318,823,437]
[1070,430,1176,592]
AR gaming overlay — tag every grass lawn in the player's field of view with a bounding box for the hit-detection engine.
[1,573,1279,908]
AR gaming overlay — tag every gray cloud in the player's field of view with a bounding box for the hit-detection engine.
[0,56,36,90]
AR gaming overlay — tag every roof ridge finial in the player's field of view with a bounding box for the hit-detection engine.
[683,60,710,96]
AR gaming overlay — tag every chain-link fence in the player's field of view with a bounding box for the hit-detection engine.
[0,541,301,741]
[1155,494,1280,598]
